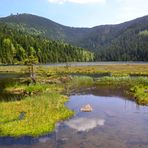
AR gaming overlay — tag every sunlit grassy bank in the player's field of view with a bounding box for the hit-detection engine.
[96,76,148,87]
[39,64,148,76]
[96,76,148,105]
[0,93,74,137]
[5,83,64,96]
[130,85,148,105]
[0,64,148,76]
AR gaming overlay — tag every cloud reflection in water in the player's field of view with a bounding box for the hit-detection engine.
[39,137,50,143]
[65,117,105,132]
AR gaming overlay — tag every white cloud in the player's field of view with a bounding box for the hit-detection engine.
[48,0,106,4]
[117,0,148,22]
[65,117,105,132]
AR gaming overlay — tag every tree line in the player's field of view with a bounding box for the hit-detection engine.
[0,23,94,64]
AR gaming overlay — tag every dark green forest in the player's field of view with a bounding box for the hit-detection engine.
[0,14,148,63]
[0,23,94,64]
[95,29,148,61]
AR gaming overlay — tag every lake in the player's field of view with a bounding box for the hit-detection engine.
[0,88,148,148]
[40,62,148,67]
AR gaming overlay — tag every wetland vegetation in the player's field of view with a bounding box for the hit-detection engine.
[0,64,148,137]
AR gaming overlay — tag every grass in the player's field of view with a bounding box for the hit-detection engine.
[5,82,64,96]
[96,76,148,87]
[0,64,148,76]
[0,93,74,137]
[130,85,148,105]
[96,76,148,105]
[69,76,94,88]
[96,76,131,87]
[0,78,73,137]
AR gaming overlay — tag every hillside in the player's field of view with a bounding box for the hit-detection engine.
[0,14,148,61]
[0,14,90,44]
[0,22,94,64]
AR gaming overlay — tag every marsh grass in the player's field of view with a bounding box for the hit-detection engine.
[130,85,148,105]
[111,73,129,77]
[0,78,72,137]
[0,93,74,137]
[1,64,148,137]
[96,76,131,87]
[96,76,148,87]
[45,64,148,76]
[5,82,64,96]
[1,64,148,76]
[69,76,94,88]
[96,76,148,105]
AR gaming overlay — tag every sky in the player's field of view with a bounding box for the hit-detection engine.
[0,0,148,27]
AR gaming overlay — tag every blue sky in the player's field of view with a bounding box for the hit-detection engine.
[0,0,148,27]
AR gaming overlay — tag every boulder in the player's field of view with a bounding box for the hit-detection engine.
[80,104,93,112]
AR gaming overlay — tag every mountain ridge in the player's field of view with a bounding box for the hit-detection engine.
[0,13,148,61]
[1,13,147,28]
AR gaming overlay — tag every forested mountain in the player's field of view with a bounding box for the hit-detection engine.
[95,26,148,61]
[0,13,148,61]
[0,14,91,44]
[0,23,94,64]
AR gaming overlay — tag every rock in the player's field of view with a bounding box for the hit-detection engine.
[80,104,93,112]
[144,89,148,93]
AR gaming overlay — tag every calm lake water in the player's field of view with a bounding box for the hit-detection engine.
[0,73,22,79]
[41,61,148,67]
[0,88,148,148]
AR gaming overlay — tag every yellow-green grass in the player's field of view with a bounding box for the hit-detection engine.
[96,76,148,105]
[44,64,148,76]
[66,75,148,105]
[130,85,148,105]
[15,76,148,106]
[67,76,148,105]
[96,76,148,86]
[0,66,27,73]
[5,82,64,96]
[69,76,94,88]
[0,93,74,137]
[0,64,148,76]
